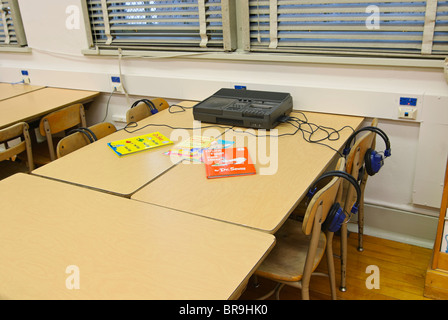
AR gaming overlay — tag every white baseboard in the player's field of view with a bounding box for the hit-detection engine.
[347,203,438,249]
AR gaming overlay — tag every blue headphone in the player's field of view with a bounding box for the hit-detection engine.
[307,170,361,232]
[130,99,159,115]
[68,127,98,143]
[343,126,391,176]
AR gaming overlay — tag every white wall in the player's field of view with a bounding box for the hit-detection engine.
[1,0,447,248]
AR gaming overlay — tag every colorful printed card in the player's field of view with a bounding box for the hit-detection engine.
[208,139,235,150]
[164,137,235,162]
[164,136,215,162]
[108,132,173,157]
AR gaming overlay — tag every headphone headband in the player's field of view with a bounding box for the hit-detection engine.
[68,127,97,143]
[343,126,391,157]
[131,99,158,115]
[307,170,361,214]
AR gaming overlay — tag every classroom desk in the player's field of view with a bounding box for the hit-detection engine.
[32,101,227,197]
[0,83,45,101]
[0,87,100,129]
[131,111,364,234]
[0,173,275,300]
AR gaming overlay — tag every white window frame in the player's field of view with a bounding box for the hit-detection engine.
[245,0,447,57]
[0,0,27,51]
[82,0,447,69]
[82,0,235,52]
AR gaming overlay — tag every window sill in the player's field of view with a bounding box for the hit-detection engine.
[81,47,445,69]
[0,46,31,53]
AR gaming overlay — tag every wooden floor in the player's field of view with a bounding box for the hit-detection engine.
[239,232,433,300]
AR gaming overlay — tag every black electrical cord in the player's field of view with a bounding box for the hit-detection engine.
[120,106,355,156]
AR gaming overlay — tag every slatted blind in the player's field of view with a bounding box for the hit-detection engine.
[248,0,448,57]
[86,0,232,51]
[0,0,26,47]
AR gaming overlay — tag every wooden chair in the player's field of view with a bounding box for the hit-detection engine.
[56,129,91,159]
[0,122,34,180]
[56,122,116,158]
[254,158,348,300]
[89,122,117,140]
[339,118,378,292]
[33,103,86,165]
[126,98,169,123]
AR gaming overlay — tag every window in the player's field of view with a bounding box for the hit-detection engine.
[83,0,448,62]
[84,0,234,51]
[247,0,448,58]
[0,0,27,47]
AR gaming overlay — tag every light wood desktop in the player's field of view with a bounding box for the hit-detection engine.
[0,173,275,300]
[131,111,364,234]
[32,101,228,197]
[0,87,100,129]
[0,83,45,101]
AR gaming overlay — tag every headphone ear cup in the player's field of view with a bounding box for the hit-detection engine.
[322,203,345,232]
[364,149,374,176]
[365,148,384,176]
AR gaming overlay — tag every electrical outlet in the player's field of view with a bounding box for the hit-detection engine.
[21,70,30,84]
[112,114,127,123]
[398,106,417,120]
[110,75,124,93]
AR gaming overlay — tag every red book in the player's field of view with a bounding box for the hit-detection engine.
[203,147,256,179]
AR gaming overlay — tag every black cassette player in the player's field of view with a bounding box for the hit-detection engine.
[193,88,293,129]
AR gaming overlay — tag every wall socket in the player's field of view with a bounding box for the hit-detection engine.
[21,70,30,84]
[110,75,124,93]
[398,106,417,120]
[112,114,127,123]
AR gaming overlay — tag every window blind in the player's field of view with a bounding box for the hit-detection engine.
[0,0,26,47]
[86,0,232,51]
[248,0,448,57]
